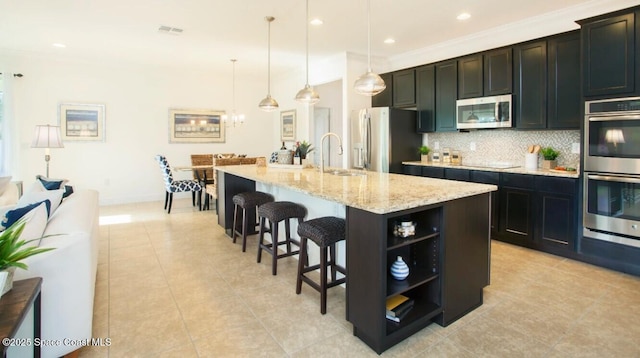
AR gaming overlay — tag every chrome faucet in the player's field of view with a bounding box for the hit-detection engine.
[320,132,343,173]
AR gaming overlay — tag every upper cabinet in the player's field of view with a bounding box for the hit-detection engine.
[435,60,458,132]
[579,10,637,98]
[416,65,436,133]
[371,72,393,108]
[547,31,581,129]
[458,49,512,99]
[484,48,513,96]
[514,40,547,129]
[513,32,581,130]
[457,55,483,99]
[392,69,416,107]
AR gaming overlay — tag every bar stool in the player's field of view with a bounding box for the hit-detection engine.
[232,191,274,252]
[296,216,346,314]
[257,201,306,275]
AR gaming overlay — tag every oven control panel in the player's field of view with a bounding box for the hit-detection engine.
[587,97,640,114]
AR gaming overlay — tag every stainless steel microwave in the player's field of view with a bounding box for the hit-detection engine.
[456,94,512,130]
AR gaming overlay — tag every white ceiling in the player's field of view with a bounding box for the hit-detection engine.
[0,0,637,78]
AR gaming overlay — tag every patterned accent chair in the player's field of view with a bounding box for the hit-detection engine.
[155,155,202,214]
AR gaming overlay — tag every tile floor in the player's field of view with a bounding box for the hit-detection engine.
[81,198,640,357]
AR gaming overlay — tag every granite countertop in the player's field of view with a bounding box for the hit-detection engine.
[216,165,497,215]
[403,161,580,179]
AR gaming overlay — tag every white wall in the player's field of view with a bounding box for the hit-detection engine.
[1,52,277,205]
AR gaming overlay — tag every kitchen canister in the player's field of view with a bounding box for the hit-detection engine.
[390,256,410,280]
[525,153,538,170]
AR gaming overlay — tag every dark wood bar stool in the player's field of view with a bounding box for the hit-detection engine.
[257,201,306,275]
[232,191,274,252]
[296,216,347,314]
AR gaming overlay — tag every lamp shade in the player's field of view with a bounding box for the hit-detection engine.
[353,71,387,96]
[258,94,279,112]
[295,84,320,104]
[31,125,64,148]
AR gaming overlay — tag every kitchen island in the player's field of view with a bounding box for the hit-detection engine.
[216,165,497,354]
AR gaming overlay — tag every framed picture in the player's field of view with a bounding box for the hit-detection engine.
[58,103,106,142]
[169,108,225,143]
[280,110,296,141]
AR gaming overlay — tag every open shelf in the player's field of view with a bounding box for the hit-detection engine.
[386,269,438,297]
[387,230,439,250]
[385,301,442,335]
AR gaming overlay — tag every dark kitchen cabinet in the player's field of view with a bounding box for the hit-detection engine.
[470,170,500,236]
[403,164,422,176]
[535,176,578,251]
[416,65,436,133]
[372,72,393,108]
[579,11,637,97]
[547,31,581,129]
[457,55,483,99]
[499,174,535,243]
[422,166,444,178]
[393,69,416,108]
[444,168,470,181]
[484,47,512,96]
[347,194,490,353]
[514,40,547,129]
[435,61,458,132]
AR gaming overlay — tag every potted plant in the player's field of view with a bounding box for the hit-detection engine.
[419,145,431,163]
[540,147,560,169]
[0,218,55,296]
[297,140,314,159]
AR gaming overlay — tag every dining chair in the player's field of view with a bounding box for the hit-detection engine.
[155,155,202,213]
[190,154,215,210]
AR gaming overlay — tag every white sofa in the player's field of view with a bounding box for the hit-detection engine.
[14,189,100,358]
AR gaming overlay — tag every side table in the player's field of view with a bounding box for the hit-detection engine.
[0,278,42,358]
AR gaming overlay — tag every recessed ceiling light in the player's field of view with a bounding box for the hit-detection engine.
[52,43,66,48]
[384,38,395,44]
[310,18,323,26]
[457,13,471,21]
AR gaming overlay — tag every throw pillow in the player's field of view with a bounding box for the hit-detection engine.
[16,189,64,218]
[36,175,69,190]
[0,176,11,195]
[13,201,49,248]
[63,185,74,198]
[1,200,51,231]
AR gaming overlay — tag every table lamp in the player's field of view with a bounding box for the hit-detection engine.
[31,124,64,177]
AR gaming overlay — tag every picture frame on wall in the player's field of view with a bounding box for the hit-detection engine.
[58,103,106,142]
[169,108,226,143]
[280,110,296,141]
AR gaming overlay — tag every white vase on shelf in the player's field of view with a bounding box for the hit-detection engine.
[390,256,409,280]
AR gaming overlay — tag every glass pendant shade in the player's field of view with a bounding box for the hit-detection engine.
[295,84,320,104]
[354,0,386,96]
[295,0,320,104]
[259,16,279,112]
[223,59,245,126]
[354,71,386,96]
[258,94,279,112]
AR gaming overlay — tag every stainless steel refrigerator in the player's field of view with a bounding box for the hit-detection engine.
[350,107,422,174]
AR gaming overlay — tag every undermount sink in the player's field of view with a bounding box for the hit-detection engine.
[328,170,366,176]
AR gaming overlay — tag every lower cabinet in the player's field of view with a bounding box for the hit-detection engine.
[402,165,578,255]
[347,194,490,354]
[535,176,578,251]
[497,173,578,253]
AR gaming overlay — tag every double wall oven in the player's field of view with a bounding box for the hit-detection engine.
[584,97,640,248]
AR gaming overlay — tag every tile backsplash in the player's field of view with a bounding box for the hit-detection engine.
[426,129,581,169]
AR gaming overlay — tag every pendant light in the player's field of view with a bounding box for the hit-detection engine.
[258,16,279,112]
[222,59,245,126]
[294,0,320,104]
[353,0,386,96]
